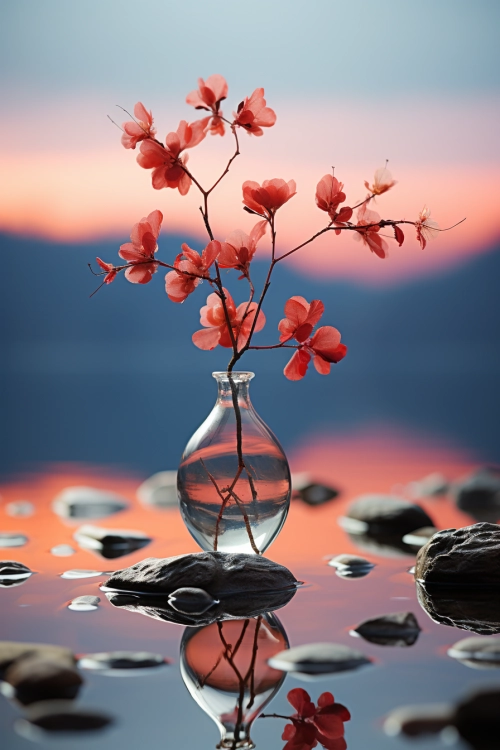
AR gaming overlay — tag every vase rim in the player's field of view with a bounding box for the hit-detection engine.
[212,371,255,382]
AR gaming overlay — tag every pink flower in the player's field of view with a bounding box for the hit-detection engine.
[242,179,296,217]
[96,257,117,285]
[315,175,348,219]
[279,297,346,380]
[165,240,221,303]
[415,206,439,250]
[118,209,163,284]
[233,87,276,136]
[218,220,267,277]
[121,102,156,150]
[352,201,388,259]
[282,689,350,750]
[137,119,207,195]
[186,75,228,136]
[364,166,397,196]
[192,288,266,350]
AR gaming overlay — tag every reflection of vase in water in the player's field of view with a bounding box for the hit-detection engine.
[178,372,291,554]
[180,614,288,749]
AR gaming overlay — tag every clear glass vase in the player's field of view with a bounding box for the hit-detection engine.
[178,372,291,554]
[180,614,289,749]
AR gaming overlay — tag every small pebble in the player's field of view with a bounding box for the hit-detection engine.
[6,501,35,517]
[0,533,28,548]
[0,561,33,587]
[136,471,178,509]
[402,526,438,548]
[268,642,371,677]
[51,544,76,557]
[60,570,108,580]
[448,636,500,669]
[52,486,129,520]
[68,595,100,612]
[78,651,167,673]
[16,701,113,737]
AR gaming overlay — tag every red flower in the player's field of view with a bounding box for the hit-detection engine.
[242,179,296,217]
[192,288,265,350]
[121,102,156,150]
[279,297,346,380]
[186,74,228,136]
[315,174,353,233]
[96,257,117,285]
[137,119,207,195]
[165,240,221,303]
[352,201,388,259]
[364,166,397,196]
[414,206,439,250]
[218,220,267,277]
[233,87,276,136]
[118,210,163,284]
[282,689,350,750]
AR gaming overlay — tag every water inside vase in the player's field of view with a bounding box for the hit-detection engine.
[177,372,291,554]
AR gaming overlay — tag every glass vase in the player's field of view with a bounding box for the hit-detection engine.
[178,372,291,554]
[180,614,289,749]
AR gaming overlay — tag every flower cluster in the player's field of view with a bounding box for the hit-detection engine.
[93,74,449,380]
[281,688,351,750]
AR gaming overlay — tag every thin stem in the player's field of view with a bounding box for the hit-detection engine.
[260,713,293,721]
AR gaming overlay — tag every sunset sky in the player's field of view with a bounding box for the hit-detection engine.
[1,0,499,284]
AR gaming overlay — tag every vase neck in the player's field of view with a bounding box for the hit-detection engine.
[213,372,254,408]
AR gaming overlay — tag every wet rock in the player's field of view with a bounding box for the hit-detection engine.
[60,569,110,580]
[5,501,35,517]
[453,688,500,749]
[0,561,33,587]
[50,544,76,557]
[448,636,500,668]
[68,595,100,612]
[104,551,297,598]
[415,522,500,587]
[416,581,500,635]
[78,651,167,672]
[407,472,450,499]
[384,703,454,737]
[17,701,113,734]
[402,526,438,548]
[136,471,177,509]
[340,495,434,537]
[168,587,217,615]
[328,554,375,579]
[292,474,339,506]
[0,532,28,548]
[4,657,83,705]
[106,585,297,627]
[74,525,151,559]
[268,643,371,676]
[453,468,500,523]
[52,486,128,520]
[352,612,421,647]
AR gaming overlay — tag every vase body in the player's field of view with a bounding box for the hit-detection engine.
[178,372,291,554]
[180,614,289,749]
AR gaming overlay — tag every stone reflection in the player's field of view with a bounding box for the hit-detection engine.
[180,614,288,749]
[416,582,500,635]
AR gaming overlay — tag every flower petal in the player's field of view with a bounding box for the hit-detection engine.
[192,327,221,350]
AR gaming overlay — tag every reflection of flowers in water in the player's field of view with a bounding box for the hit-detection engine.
[262,688,351,750]
[180,614,288,749]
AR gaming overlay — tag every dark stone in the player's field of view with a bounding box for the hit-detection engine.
[0,533,28,548]
[268,643,371,676]
[328,554,374,569]
[402,526,438,548]
[342,495,434,537]
[415,522,500,587]
[74,525,151,559]
[5,657,83,705]
[453,689,500,750]
[20,701,113,733]
[297,483,339,506]
[408,472,450,498]
[384,703,454,737]
[106,585,297,627]
[416,582,500,635]
[346,531,416,559]
[104,552,297,598]
[78,651,167,672]
[353,612,421,647]
[168,587,217,615]
[448,636,500,668]
[453,468,500,523]
[68,595,100,611]
[0,560,33,587]
[52,486,128,519]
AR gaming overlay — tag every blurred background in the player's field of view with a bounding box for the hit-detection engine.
[1,0,499,479]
